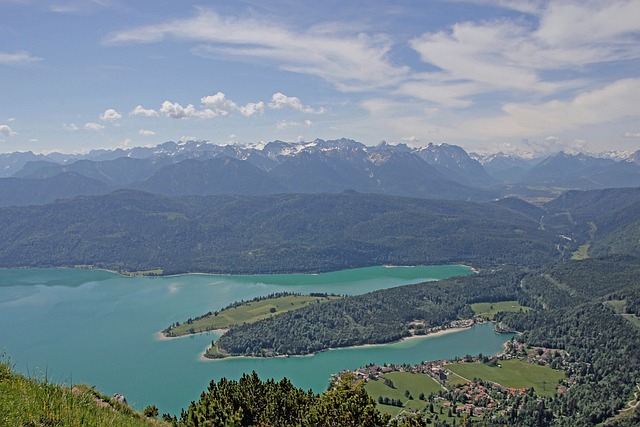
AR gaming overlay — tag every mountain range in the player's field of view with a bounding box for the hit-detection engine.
[1,138,640,207]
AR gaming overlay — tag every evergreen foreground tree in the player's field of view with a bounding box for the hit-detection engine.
[178,372,393,427]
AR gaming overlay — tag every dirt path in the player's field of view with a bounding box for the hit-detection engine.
[621,384,640,412]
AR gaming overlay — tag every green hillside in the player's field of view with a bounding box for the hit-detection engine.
[0,190,560,274]
[0,358,170,427]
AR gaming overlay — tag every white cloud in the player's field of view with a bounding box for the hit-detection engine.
[160,100,212,119]
[159,101,198,119]
[200,92,236,116]
[201,92,265,116]
[130,105,158,117]
[159,93,264,119]
[0,124,16,136]
[180,135,197,142]
[99,108,122,122]
[138,129,155,136]
[405,1,640,108]
[268,92,325,114]
[63,123,79,131]
[103,8,408,92]
[623,132,640,138]
[304,119,313,127]
[0,50,42,65]
[239,101,265,117]
[84,122,105,131]
[466,78,640,137]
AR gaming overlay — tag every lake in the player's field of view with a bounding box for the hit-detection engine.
[0,265,512,415]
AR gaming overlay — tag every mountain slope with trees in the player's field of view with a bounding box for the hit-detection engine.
[0,190,560,274]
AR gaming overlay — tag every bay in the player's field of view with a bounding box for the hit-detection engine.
[0,265,511,415]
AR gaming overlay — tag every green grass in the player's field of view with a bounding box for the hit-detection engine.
[571,243,590,260]
[606,300,640,329]
[166,294,339,337]
[0,358,170,427]
[606,300,627,314]
[447,359,564,397]
[365,372,443,417]
[470,300,530,320]
[622,314,640,329]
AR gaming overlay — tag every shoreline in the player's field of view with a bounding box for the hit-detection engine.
[67,263,477,279]
[156,329,227,341]
[198,324,474,362]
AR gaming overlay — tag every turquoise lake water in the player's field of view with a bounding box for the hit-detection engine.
[0,265,512,415]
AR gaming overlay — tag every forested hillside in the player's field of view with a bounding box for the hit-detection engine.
[0,190,559,274]
[497,257,640,426]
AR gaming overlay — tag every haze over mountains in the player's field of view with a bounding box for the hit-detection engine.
[2,138,640,207]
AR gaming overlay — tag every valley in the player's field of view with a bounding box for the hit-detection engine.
[1,141,640,425]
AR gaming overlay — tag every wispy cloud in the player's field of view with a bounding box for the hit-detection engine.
[464,78,640,137]
[406,0,640,107]
[103,8,408,92]
[0,50,42,65]
[84,122,105,131]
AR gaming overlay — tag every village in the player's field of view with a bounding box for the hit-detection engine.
[332,334,579,423]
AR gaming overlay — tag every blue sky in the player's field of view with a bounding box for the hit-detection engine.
[1,0,639,155]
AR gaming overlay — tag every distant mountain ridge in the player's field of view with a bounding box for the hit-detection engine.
[1,138,640,207]
[0,139,498,206]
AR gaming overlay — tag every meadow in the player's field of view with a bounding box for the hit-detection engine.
[447,359,565,397]
[470,300,530,320]
[364,372,443,418]
[165,294,338,337]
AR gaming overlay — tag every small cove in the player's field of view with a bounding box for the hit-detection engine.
[0,265,512,415]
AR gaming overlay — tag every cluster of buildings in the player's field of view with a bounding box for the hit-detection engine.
[333,335,579,422]
[437,380,531,418]
[346,359,451,385]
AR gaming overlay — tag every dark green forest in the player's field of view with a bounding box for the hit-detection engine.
[0,190,560,274]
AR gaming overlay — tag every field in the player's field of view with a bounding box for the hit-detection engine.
[470,300,530,320]
[571,243,591,260]
[166,294,338,337]
[364,372,443,418]
[447,359,565,397]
